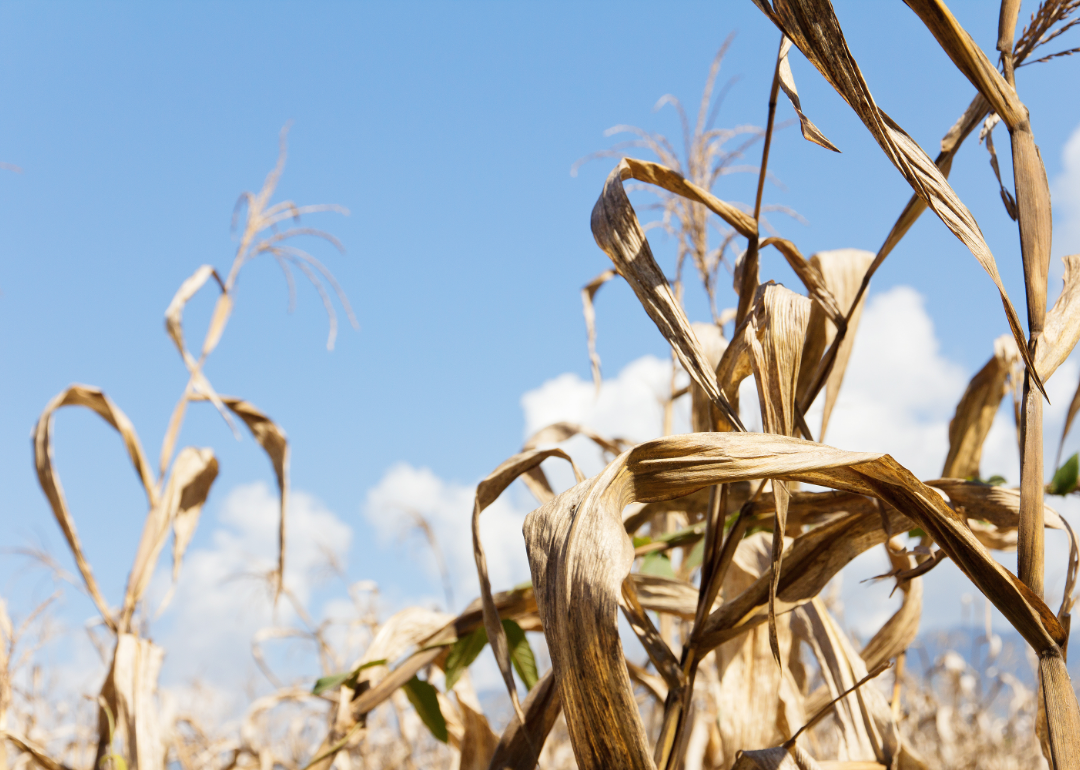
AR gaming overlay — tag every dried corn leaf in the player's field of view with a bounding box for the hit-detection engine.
[925,479,1066,531]
[96,634,165,770]
[942,335,1019,479]
[1037,254,1080,382]
[902,0,1025,129]
[123,446,218,624]
[794,249,874,439]
[193,395,289,594]
[689,321,729,433]
[746,285,811,666]
[583,269,618,393]
[33,385,157,628]
[750,0,1043,395]
[520,421,628,506]
[487,669,562,770]
[618,158,757,238]
[619,576,682,691]
[161,265,237,462]
[758,239,845,325]
[0,732,74,770]
[980,116,1019,220]
[473,449,583,725]
[449,671,498,770]
[859,548,922,671]
[794,600,897,766]
[713,534,805,768]
[592,160,745,430]
[776,36,840,152]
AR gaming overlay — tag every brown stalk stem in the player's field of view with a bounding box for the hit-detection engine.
[1020,375,1046,597]
[998,0,1021,86]
[736,35,783,326]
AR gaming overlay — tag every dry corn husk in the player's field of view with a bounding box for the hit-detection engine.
[523,431,1074,769]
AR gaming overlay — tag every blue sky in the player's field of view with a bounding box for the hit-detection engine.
[3,1,1080,694]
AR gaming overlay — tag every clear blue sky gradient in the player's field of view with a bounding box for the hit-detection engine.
[2,2,1079,640]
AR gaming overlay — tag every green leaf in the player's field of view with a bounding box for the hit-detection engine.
[654,521,705,546]
[502,619,539,691]
[684,538,705,572]
[908,527,927,540]
[632,535,653,548]
[443,626,489,691]
[985,474,1007,486]
[312,658,388,695]
[640,551,676,579]
[403,675,448,743]
[1049,454,1079,496]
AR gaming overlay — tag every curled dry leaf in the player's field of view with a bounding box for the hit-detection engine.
[472,448,583,726]
[193,395,289,595]
[160,265,238,474]
[776,36,840,152]
[522,431,1072,768]
[128,446,219,622]
[941,335,1019,479]
[520,421,628,506]
[33,385,158,629]
[591,158,746,431]
[689,321,729,433]
[750,0,1044,396]
[1037,253,1080,383]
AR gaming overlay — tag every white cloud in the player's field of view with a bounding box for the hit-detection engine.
[812,285,967,480]
[152,483,352,711]
[361,464,534,612]
[1052,121,1080,264]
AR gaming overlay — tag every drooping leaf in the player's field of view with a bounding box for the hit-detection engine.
[403,675,448,743]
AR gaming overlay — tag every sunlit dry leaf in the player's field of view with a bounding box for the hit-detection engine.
[33,385,158,629]
[473,449,583,726]
[1037,254,1080,383]
[776,37,840,152]
[122,446,218,622]
[592,159,746,430]
[942,335,1019,479]
[750,0,1043,396]
[582,269,618,393]
[193,395,289,595]
[794,249,874,439]
[487,670,562,770]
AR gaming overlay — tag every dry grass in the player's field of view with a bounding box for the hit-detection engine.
[5,3,1080,770]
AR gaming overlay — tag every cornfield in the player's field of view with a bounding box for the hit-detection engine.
[6,1,1080,768]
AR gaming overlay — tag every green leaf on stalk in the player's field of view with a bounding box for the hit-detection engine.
[1049,454,1079,496]
[444,626,489,691]
[501,619,539,691]
[312,658,388,695]
[640,551,676,579]
[403,675,448,743]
